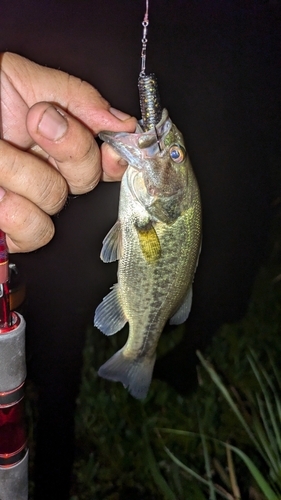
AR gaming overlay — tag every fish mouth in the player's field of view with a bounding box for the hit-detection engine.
[99,109,172,168]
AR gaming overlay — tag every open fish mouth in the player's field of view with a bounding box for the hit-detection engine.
[99,109,172,167]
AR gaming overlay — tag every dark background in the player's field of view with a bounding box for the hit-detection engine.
[0,1,280,498]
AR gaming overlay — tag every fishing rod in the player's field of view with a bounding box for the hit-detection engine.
[0,221,28,495]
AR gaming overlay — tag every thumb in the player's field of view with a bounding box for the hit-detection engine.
[26,102,102,193]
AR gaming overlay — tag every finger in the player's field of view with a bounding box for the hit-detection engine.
[0,139,68,214]
[100,143,128,182]
[2,52,137,188]
[0,189,55,253]
[26,102,102,194]
[2,52,137,144]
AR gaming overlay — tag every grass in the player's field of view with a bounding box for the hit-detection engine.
[160,350,281,500]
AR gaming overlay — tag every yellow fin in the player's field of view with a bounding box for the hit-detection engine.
[135,222,161,263]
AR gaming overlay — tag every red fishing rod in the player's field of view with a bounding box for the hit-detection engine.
[0,229,28,499]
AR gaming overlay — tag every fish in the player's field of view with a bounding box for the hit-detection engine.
[94,107,202,400]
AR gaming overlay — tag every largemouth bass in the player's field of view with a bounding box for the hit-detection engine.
[94,108,201,399]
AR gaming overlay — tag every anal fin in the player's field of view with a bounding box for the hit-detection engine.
[169,286,193,325]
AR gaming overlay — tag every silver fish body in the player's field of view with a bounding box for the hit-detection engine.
[94,109,201,399]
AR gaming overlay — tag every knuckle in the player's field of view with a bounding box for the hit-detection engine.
[6,204,55,253]
[68,168,101,194]
[57,139,101,194]
[38,171,68,214]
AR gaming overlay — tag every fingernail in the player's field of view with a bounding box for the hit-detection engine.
[118,159,128,168]
[0,187,6,201]
[38,106,68,141]
[110,107,131,121]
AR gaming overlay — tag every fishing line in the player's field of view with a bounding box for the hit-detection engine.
[138,0,162,148]
[140,0,149,77]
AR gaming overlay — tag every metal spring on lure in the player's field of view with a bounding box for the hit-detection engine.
[138,0,162,133]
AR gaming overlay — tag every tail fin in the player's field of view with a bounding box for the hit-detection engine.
[98,348,156,400]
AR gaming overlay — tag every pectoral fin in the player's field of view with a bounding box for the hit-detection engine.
[100,220,122,263]
[169,286,193,325]
[135,221,161,263]
[94,284,127,335]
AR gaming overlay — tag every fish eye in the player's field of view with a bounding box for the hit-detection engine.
[169,144,185,163]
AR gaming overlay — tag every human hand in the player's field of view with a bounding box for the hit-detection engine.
[0,52,136,253]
